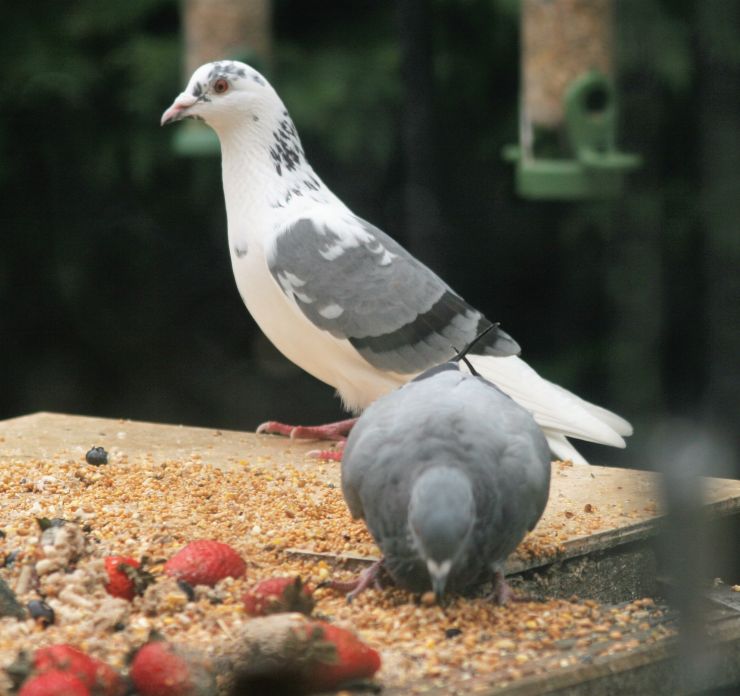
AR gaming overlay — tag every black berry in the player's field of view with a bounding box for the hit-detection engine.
[86,446,108,466]
[27,600,55,627]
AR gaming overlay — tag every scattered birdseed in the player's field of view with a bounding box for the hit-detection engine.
[0,420,710,693]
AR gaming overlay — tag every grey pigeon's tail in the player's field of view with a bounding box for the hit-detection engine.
[468,353,632,465]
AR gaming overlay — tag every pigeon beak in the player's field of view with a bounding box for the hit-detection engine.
[431,574,448,604]
[427,559,452,603]
[160,93,199,126]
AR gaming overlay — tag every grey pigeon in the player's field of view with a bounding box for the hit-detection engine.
[161,60,632,464]
[338,359,551,601]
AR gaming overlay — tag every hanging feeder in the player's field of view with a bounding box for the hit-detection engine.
[504,0,641,200]
[172,0,272,156]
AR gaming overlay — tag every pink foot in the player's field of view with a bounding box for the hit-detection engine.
[306,440,345,461]
[490,570,529,605]
[256,418,357,441]
[320,560,386,603]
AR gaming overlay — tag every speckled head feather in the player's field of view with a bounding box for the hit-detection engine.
[161,59,314,211]
[161,60,278,132]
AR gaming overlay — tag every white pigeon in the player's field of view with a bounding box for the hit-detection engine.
[161,60,632,464]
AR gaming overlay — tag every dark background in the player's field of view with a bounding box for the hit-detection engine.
[2,0,738,470]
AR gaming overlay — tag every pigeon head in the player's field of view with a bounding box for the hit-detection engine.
[408,466,476,600]
[161,60,278,131]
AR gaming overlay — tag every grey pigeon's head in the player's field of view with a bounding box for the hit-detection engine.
[161,60,278,132]
[408,466,476,600]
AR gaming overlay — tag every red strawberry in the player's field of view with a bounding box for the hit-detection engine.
[302,620,381,691]
[129,642,192,696]
[129,641,215,696]
[164,540,246,587]
[32,644,124,696]
[230,614,380,693]
[242,576,314,617]
[18,670,90,696]
[93,664,125,696]
[104,555,153,600]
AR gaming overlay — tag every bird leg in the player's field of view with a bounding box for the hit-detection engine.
[256,417,357,442]
[489,570,516,605]
[319,559,386,603]
[488,570,534,605]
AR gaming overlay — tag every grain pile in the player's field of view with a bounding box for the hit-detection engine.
[0,435,673,693]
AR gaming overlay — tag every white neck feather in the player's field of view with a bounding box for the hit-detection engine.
[215,110,335,250]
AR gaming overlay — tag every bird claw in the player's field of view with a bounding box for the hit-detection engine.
[255,418,357,442]
[320,560,386,603]
[291,419,357,441]
[256,421,294,437]
[488,571,525,606]
[306,441,345,461]
[306,449,343,461]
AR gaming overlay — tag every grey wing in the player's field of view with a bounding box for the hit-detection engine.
[496,405,552,533]
[268,215,519,374]
[453,376,551,540]
[340,417,379,521]
[341,407,416,558]
[340,386,415,521]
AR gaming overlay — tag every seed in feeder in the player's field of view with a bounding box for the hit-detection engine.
[3,550,20,568]
[177,580,196,602]
[420,591,436,607]
[27,599,55,627]
[36,517,66,533]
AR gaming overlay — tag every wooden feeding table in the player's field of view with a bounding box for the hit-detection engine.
[1,412,740,694]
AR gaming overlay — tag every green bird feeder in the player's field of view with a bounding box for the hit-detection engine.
[504,0,641,200]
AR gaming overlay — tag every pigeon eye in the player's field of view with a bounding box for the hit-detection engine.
[213,79,229,94]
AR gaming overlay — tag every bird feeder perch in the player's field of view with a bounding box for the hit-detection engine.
[172,0,272,156]
[504,0,640,199]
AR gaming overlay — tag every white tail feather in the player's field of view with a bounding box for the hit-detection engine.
[468,354,630,464]
[545,432,590,466]
[546,380,633,437]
